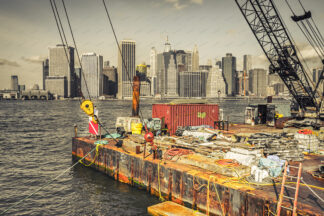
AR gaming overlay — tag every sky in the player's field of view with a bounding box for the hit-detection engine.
[0,0,323,89]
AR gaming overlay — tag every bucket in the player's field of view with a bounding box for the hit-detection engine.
[131,123,142,135]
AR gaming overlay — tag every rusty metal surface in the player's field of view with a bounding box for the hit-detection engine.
[148,201,205,216]
[152,104,219,135]
[72,137,323,216]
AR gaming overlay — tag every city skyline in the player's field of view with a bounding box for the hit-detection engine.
[0,0,324,89]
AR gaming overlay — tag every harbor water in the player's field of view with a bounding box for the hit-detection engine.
[0,99,284,215]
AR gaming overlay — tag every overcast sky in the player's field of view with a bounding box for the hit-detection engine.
[0,0,323,89]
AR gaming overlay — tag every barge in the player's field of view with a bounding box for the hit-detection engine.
[72,123,324,216]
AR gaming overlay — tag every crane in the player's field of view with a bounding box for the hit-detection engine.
[234,0,324,118]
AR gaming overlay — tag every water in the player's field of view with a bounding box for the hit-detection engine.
[0,99,284,215]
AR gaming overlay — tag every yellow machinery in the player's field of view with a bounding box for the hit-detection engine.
[80,99,97,123]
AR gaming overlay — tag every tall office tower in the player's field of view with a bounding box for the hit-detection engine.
[11,75,18,91]
[192,45,199,72]
[179,71,208,97]
[117,40,136,99]
[167,54,178,97]
[47,44,75,98]
[222,53,237,95]
[102,62,118,97]
[243,55,252,75]
[156,38,175,97]
[74,67,82,97]
[149,47,157,78]
[249,68,267,96]
[81,53,103,98]
[236,71,243,95]
[42,59,49,90]
[243,55,252,95]
[206,66,226,98]
[149,47,157,96]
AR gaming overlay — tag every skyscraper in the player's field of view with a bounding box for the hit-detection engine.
[243,55,252,74]
[11,75,18,91]
[167,54,178,97]
[249,68,267,96]
[222,53,237,95]
[117,40,136,99]
[102,61,117,97]
[149,47,157,96]
[243,55,252,95]
[192,45,199,72]
[47,44,75,98]
[81,53,103,98]
[42,59,49,90]
[206,66,226,98]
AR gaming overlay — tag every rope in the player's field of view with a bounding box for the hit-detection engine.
[1,145,98,215]
[207,176,225,216]
[79,143,102,167]
[163,148,193,161]
[301,179,324,203]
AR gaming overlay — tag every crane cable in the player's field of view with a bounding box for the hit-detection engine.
[0,145,99,215]
[49,0,92,102]
[285,0,324,60]
[284,0,324,107]
[61,0,91,101]
[272,0,320,108]
[101,0,145,124]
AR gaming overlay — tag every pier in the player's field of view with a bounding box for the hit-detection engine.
[72,130,324,216]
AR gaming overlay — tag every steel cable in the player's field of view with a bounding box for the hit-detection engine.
[61,0,91,101]
[0,145,98,215]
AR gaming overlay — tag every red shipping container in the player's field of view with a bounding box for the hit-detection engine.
[152,104,219,135]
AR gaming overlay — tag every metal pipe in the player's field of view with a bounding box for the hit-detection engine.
[132,76,140,117]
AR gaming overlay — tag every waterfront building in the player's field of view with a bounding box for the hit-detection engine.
[11,75,18,91]
[249,68,267,96]
[45,76,66,97]
[222,53,237,96]
[81,53,103,98]
[42,59,49,90]
[47,44,75,98]
[117,40,136,99]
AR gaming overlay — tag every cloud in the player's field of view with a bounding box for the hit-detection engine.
[295,43,322,67]
[21,56,47,64]
[252,54,269,69]
[0,58,20,67]
[165,0,203,10]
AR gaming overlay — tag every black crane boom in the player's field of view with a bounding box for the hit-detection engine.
[235,0,319,113]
